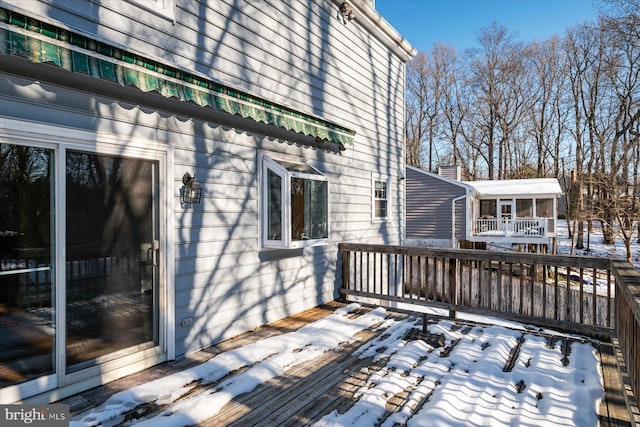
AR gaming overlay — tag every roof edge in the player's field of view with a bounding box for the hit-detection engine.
[342,0,417,62]
[407,166,477,192]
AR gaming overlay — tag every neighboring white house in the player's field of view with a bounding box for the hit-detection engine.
[465,178,563,246]
[0,0,415,403]
[406,166,563,249]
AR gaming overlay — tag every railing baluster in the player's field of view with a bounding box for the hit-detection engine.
[468,259,473,305]
[542,263,547,318]
[478,259,482,307]
[580,267,584,324]
[519,262,525,315]
[508,263,514,313]
[554,265,559,320]
[530,264,535,316]
[487,260,493,310]
[497,261,503,311]
[397,253,402,299]
[410,254,414,299]
[607,269,612,327]
[566,266,571,322]
[357,251,362,292]
[440,257,446,303]
[418,255,424,300]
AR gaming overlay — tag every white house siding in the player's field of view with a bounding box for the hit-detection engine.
[0,0,413,399]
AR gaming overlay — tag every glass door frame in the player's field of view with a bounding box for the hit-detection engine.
[0,138,59,404]
[0,119,174,402]
[58,139,171,389]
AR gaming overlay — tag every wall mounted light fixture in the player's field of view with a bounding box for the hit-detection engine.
[337,2,355,24]
[181,172,203,204]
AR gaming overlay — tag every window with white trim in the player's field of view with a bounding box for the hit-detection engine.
[260,153,329,249]
[372,177,390,220]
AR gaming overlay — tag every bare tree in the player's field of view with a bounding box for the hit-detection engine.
[597,1,640,253]
[406,50,445,169]
[466,23,518,179]
[564,24,596,250]
[405,53,427,168]
[525,37,569,177]
[433,43,476,175]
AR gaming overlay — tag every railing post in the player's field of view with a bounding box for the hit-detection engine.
[611,259,640,422]
[449,258,457,319]
[341,246,350,297]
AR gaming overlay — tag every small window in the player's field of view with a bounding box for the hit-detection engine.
[372,177,390,220]
[480,199,497,218]
[536,199,553,217]
[516,199,533,217]
[260,153,329,249]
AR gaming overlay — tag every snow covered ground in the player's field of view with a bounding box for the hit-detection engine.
[555,220,640,271]
[71,304,604,427]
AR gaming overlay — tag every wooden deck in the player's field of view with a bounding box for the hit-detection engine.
[64,301,634,426]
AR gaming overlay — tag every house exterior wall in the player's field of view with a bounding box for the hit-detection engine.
[406,167,468,245]
[0,0,413,402]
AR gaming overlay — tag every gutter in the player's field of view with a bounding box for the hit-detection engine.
[341,0,417,62]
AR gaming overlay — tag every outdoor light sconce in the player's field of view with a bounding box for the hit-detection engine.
[337,2,355,24]
[181,172,203,205]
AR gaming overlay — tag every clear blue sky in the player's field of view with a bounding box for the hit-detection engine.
[375,0,603,53]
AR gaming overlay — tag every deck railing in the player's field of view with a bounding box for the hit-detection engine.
[611,259,640,419]
[471,217,549,238]
[339,243,640,413]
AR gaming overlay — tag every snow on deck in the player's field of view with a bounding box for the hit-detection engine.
[69,303,604,427]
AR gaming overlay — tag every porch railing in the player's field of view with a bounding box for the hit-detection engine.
[339,243,639,414]
[472,217,549,238]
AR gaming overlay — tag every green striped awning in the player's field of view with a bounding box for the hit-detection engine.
[0,7,355,148]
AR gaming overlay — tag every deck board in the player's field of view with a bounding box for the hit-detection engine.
[65,301,634,426]
[600,342,634,427]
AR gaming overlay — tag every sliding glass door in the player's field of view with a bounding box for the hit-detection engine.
[0,140,165,400]
[65,150,160,372]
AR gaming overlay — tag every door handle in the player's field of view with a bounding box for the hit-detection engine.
[152,240,160,266]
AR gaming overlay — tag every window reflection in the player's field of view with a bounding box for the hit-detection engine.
[65,151,158,371]
[0,144,54,387]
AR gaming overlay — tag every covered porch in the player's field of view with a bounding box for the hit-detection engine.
[465,178,562,246]
[471,217,552,243]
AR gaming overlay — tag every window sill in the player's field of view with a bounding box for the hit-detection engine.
[372,218,390,223]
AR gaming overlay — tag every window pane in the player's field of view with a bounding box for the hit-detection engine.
[267,170,282,241]
[291,177,328,241]
[0,144,55,387]
[375,181,387,199]
[375,200,387,218]
[516,199,533,217]
[536,199,553,217]
[374,180,388,218]
[480,200,496,217]
[65,151,158,371]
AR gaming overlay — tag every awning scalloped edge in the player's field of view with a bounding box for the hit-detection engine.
[0,7,355,148]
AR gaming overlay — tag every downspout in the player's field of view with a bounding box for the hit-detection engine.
[451,193,468,248]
